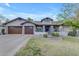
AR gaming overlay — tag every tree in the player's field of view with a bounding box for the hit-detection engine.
[27,17,33,22]
[6,18,9,22]
[57,4,77,21]
[63,4,79,29]
[57,4,79,36]
[0,14,9,23]
[0,14,6,20]
[64,19,79,29]
[57,4,79,29]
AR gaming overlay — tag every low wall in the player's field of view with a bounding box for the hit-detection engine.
[34,31,69,36]
[59,31,68,36]
[34,32,47,36]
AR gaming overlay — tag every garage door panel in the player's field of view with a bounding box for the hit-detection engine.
[25,26,33,34]
[8,26,22,34]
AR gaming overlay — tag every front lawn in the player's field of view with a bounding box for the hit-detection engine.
[15,36,79,56]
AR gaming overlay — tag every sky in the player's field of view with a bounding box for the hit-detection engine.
[0,3,64,21]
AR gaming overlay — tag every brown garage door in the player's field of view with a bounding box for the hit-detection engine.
[25,26,33,34]
[8,26,22,34]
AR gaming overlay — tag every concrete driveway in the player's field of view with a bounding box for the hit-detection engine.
[0,34,31,56]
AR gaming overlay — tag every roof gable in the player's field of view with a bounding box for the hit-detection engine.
[41,17,53,22]
[21,21,35,25]
[3,17,27,25]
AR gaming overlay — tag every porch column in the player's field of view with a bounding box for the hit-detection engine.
[59,26,63,32]
[43,26,45,32]
[50,26,54,32]
[34,26,36,34]
[22,26,24,34]
[5,26,8,34]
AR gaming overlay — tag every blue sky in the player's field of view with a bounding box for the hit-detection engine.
[0,3,64,21]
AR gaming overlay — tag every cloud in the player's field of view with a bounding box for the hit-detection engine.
[0,6,57,21]
[4,12,57,21]
[5,3,10,7]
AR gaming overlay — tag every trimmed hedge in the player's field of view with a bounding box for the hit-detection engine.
[43,34,48,38]
[68,30,77,36]
[51,32,59,37]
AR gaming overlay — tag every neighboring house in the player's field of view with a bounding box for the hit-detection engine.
[3,17,71,36]
[0,20,5,35]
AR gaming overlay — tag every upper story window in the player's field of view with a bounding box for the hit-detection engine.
[41,17,53,22]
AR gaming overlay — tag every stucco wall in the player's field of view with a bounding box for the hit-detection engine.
[23,23,35,26]
[76,30,79,36]
[59,26,72,36]
[34,32,47,36]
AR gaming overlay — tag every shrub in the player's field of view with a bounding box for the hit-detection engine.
[29,46,41,56]
[51,32,59,37]
[68,30,77,36]
[1,29,5,35]
[43,34,48,38]
[16,38,42,56]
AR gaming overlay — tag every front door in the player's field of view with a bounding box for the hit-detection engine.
[45,26,50,32]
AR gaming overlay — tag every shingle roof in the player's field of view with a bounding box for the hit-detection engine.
[21,21,36,25]
[3,17,64,26]
[33,21,63,25]
[41,17,53,22]
[3,17,27,25]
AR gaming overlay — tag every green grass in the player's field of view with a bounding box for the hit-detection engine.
[16,36,79,56]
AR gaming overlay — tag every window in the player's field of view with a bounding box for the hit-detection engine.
[53,26,59,32]
[36,26,43,32]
